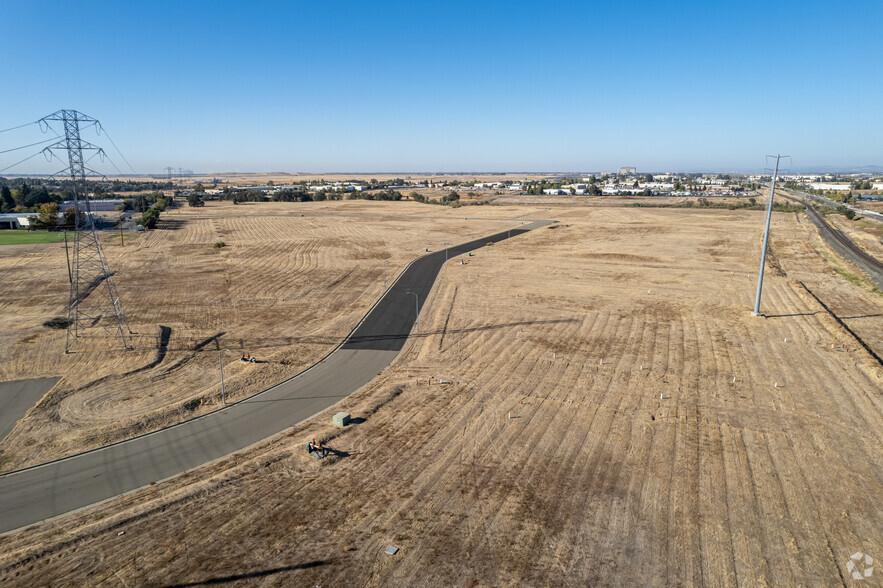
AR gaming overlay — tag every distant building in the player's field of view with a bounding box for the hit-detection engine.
[0,213,33,229]
[619,166,636,176]
[807,183,851,191]
[61,199,124,212]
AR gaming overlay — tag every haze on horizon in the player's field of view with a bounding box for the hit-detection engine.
[1,0,881,175]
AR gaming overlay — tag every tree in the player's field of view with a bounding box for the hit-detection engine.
[24,186,52,208]
[36,202,60,228]
[140,208,159,229]
[0,185,14,212]
[187,193,205,207]
[19,182,30,205]
[844,208,856,220]
[63,206,83,228]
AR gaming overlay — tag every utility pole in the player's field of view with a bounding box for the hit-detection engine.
[752,154,784,317]
[407,291,419,332]
[41,110,132,352]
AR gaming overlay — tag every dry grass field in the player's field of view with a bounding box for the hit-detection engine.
[0,201,881,586]
[0,201,523,470]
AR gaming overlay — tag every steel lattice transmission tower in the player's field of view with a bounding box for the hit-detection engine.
[40,110,132,353]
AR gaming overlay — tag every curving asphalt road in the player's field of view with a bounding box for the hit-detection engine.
[0,219,552,534]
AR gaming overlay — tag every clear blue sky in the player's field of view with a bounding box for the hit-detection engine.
[1,0,881,174]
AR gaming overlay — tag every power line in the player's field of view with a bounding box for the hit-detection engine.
[0,136,59,154]
[96,124,136,174]
[0,121,38,134]
[0,150,46,174]
[97,151,125,177]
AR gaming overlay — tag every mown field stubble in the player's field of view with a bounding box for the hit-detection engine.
[0,200,523,470]
[0,203,881,586]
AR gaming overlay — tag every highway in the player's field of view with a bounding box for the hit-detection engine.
[0,219,553,534]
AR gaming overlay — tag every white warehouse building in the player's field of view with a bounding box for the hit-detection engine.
[0,213,34,229]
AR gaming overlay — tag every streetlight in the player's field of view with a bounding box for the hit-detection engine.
[218,348,231,404]
[407,292,419,332]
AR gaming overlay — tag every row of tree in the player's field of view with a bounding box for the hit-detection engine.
[25,202,85,229]
[139,196,168,229]
[0,183,67,212]
[409,190,461,205]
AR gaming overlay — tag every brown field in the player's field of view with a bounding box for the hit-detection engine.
[824,213,883,262]
[0,201,881,586]
[0,201,524,470]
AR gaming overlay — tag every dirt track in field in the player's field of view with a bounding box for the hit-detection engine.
[0,203,880,586]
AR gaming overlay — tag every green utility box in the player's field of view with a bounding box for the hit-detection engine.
[333,412,351,427]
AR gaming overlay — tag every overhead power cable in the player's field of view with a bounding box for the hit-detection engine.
[0,136,59,154]
[0,121,38,134]
[0,150,46,174]
[96,124,136,174]
[96,151,125,177]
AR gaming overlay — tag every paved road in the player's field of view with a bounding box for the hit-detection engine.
[0,377,60,442]
[0,220,552,534]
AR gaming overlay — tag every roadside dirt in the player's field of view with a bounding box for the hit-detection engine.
[0,204,880,586]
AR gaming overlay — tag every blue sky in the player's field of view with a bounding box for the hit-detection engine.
[1,0,881,174]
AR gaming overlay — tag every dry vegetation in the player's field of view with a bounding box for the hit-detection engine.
[0,201,522,470]
[823,213,883,262]
[0,202,881,586]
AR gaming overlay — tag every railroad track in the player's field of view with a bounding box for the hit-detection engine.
[780,191,883,274]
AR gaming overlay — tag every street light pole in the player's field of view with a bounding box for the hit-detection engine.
[219,348,231,404]
[407,291,419,332]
